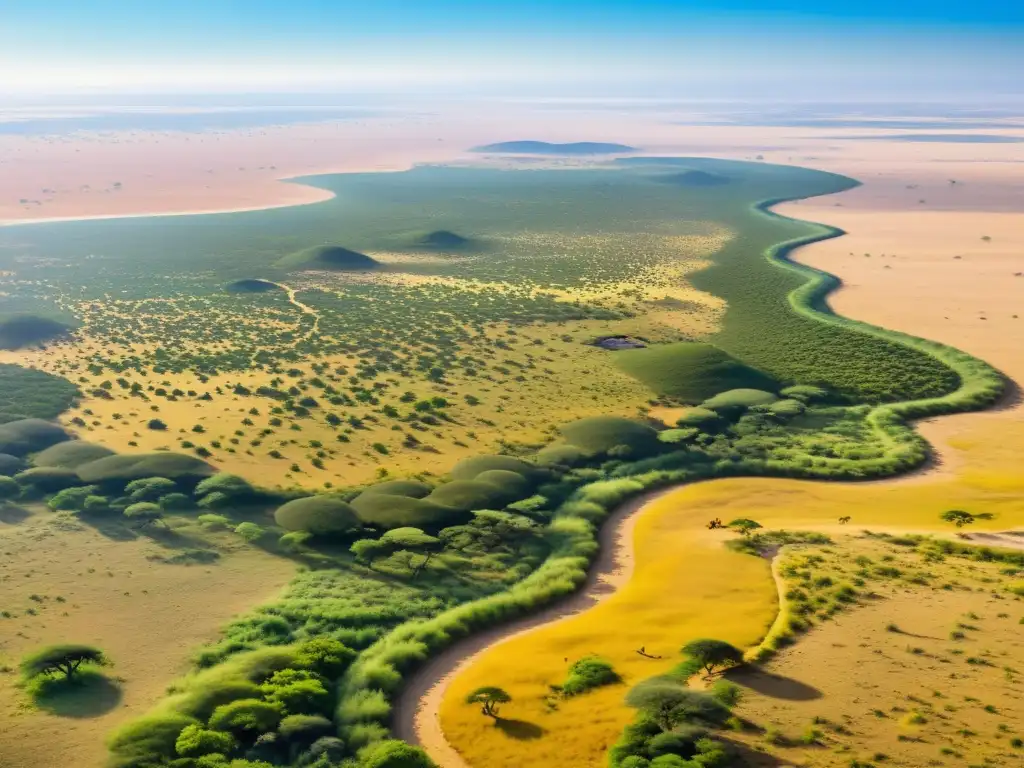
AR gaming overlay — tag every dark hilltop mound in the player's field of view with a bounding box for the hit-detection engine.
[225,278,283,293]
[277,245,381,271]
[472,140,636,155]
[413,230,476,252]
[659,170,732,187]
[0,314,73,349]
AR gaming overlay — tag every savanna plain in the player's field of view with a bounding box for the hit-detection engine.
[0,105,1022,768]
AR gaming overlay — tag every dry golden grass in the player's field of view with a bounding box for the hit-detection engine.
[0,233,725,489]
[439,448,1024,768]
[0,507,295,768]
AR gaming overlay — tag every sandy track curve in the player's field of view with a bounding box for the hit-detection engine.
[391,486,676,767]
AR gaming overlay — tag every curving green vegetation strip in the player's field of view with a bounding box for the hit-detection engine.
[1,158,1005,768]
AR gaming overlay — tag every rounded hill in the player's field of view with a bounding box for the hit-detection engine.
[413,230,475,252]
[277,245,380,271]
[225,278,283,293]
[0,314,73,349]
[612,342,778,403]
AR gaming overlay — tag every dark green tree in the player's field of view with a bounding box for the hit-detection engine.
[21,644,107,681]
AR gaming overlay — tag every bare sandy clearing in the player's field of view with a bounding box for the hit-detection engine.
[0,509,295,768]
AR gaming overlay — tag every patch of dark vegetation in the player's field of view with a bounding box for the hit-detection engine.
[0,364,79,424]
[224,278,282,293]
[277,245,380,271]
[472,140,636,155]
[412,230,475,252]
[0,313,72,349]
[0,418,71,456]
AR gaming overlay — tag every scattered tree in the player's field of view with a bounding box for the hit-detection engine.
[466,686,511,718]
[123,502,164,529]
[680,638,745,677]
[941,509,975,528]
[624,680,728,732]
[21,644,107,682]
[727,518,762,537]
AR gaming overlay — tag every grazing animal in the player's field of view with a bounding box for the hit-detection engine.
[838,516,851,525]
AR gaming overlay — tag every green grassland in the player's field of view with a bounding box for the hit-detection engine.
[0,158,1007,768]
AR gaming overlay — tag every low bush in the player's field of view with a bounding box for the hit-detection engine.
[560,416,660,456]
[274,496,360,537]
[359,479,432,499]
[561,656,620,696]
[351,492,459,530]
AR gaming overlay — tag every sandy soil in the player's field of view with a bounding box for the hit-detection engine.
[391,487,673,766]
[734,538,1024,767]
[4,107,1022,224]
[0,509,295,768]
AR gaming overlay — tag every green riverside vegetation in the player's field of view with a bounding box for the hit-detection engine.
[0,157,1006,768]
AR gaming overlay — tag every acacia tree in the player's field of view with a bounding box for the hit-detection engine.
[21,644,107,682]
[624,680,727,732]
[941,509,975,528]
[728,518,762,537]
[466,686,511,718]
[681,638,745,677]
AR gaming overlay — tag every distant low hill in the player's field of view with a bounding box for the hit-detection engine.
[659,170,732,187]
[277,245,381,271]
[0,314,72,349]
[472,141,636,155]
[413,230,476,252]
[225,278,283,293]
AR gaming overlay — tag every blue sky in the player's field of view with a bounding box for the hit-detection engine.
[2,1,1022,96]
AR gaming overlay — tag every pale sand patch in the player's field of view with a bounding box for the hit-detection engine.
[776,196,1024,479]
[4,107,1021,224]
[0,510,295,768]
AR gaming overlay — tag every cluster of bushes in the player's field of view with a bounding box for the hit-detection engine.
[558,656,620,697]
[0,364,79,423]
[106,637,434,767]
[275,456,542,539]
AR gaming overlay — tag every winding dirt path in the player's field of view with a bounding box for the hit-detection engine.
[247,281,320,366]
[278,282,321,341]
[391,486,675,766]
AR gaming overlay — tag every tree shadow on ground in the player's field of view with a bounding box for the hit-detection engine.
[77,515,139,542]
[494,717,546,740]
[719,738,789,766]
[725,668,822,701]
[31,671,123,718]
[0,503,30,524]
